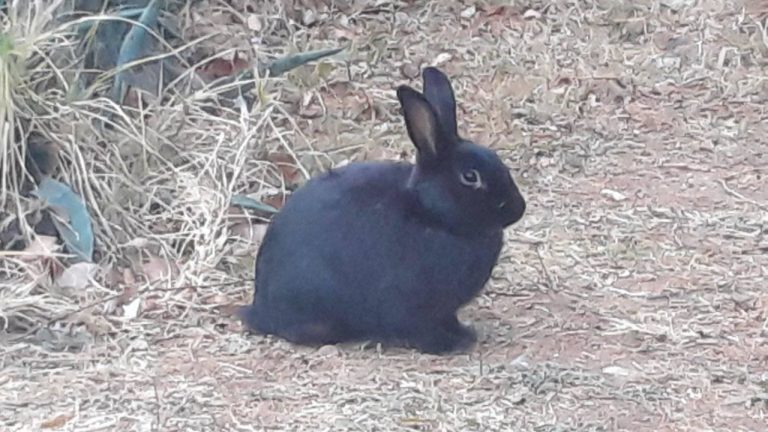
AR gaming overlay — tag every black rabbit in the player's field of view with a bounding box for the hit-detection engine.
[238,67,526,354]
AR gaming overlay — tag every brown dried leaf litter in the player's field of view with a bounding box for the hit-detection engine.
[3,1,768,431]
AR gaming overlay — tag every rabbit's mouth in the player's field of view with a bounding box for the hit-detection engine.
[498,197,526,227]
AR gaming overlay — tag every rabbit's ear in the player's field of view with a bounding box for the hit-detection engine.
[422,67,458,138]
[397,85,449,161]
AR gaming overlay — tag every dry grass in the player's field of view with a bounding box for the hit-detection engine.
[2,0,768,430]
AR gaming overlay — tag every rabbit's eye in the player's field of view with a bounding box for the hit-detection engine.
[459,169,482,189]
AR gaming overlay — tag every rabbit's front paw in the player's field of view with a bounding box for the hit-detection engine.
[406,318,477,354]
[442,315,477,351]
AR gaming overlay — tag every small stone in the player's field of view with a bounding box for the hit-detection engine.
[508,388,528,404]
[401,63,419,79]
[601,188,627,201]
[434,52,453,66]
[660,0,694,11]
[602,365,634,377]
[523,9,541,20]
[302,9,316,26]
[246,14,262,31]
[317,344,340,357]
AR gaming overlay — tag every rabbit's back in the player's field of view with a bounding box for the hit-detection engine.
[248,161,503,342]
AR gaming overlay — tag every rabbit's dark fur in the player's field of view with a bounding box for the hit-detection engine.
[239,67,526,354]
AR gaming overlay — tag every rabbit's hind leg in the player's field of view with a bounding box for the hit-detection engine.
[239,303,348,346]
[277,320,349,346]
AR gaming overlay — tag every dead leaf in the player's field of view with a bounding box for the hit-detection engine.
[143,297,161,313]
[123,268,136,286]
[122,237,151,248]
[246,14,262,31]
[362,145,389,161]
[315,61,335,80]
[21,235,60,261]
[473,5,523,36]
[746,0,768,19]
[116,270,139,307]
[219,303,244,320]
[267,152,301,185]
[203,293,230,306]
[40,413,73,429]
[198,53,251,81]
[350,91,375,122]
[55,262,100,291]
[652,31,675,50]
[19,235,62,284]
[139,255,179,283]
[122,87,142,109]
[298,93,324,118]
[73,312,113,336]
[123,296,142,319]
[328,26,357,40]
[625,101,676,132]
[263,193,287,210]
[495,74,540,101]
[584,78,630,104]
[231,221,269,244]
[549,75,575,96]
[320,81,358,114]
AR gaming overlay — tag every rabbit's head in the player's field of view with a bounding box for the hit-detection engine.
[397,67,526,235]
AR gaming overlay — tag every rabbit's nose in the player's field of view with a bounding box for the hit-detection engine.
[499,196,525,227]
